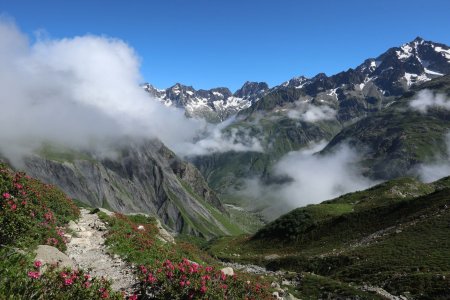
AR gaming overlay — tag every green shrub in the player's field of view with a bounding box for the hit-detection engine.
[0,163,79,251]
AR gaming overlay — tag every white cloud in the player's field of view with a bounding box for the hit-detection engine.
[237,141,378,218]
[287,102,337,122]
[0,18,261,165]
[416,133,450,182]
[179,119,263,156]
[409,90,450,113]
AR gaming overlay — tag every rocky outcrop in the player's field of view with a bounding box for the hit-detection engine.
[23,139,229,238]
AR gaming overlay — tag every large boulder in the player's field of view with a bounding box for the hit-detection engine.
[35,245,75,269]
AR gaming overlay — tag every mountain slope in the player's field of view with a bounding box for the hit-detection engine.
[18,139,239,238]
[322,74,450,180]
[208,176,450,299]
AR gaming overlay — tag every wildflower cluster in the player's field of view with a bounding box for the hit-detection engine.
[21,260,122,299]
[135,258,272,299]
[0,163,79,250]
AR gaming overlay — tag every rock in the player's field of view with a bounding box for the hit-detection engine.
[271,281,281,289]
[35,245,75,270]
[272,291,283,299]
[155,219,175,244]
[282,279,293,286]
[220,267,234,276]
[68,220,81,232]
[137,225,145,230]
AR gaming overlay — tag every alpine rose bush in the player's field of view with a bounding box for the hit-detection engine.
[12,259,123,299]
[135,258,272,299]
[0,163,79,250]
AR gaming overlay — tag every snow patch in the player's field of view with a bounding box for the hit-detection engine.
[434,46,450,60]
[396,44,414,60]
[403,72,429,86]
[424,68,444,76]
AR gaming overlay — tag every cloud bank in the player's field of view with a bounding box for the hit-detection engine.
[0,18,261,165]
[409,90,450,112]
[287,103,337,122]
[416,133,450,182]
[179,117,263,156]
[237,142,377,218]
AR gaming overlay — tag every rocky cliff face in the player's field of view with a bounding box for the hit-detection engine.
[22,139,229,238]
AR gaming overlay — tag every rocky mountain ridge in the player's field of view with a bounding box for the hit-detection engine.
[142,81,269,122]
[242,37,450,121]
[144,37,450,123]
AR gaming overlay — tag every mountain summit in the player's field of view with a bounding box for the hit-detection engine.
[142,81,269,122]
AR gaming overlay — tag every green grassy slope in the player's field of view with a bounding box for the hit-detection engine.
[208,176,450,299]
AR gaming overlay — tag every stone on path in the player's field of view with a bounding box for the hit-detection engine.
[220,267,234,276]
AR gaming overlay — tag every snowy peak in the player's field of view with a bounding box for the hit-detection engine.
[234,81,269,99]
[281,76,310,89]
[142,81,270,122]
[288,37,450,98]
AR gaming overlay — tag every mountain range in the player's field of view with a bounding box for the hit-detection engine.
[157,37,450,200]
[144,37,450,122]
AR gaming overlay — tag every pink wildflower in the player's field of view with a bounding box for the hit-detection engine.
[27,271,41,279]
[34,260,42,268]
[200,285,207,294]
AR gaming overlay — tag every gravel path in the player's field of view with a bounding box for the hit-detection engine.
[66,209,137,295]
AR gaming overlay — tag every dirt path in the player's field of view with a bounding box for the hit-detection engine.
[66,209,137,295]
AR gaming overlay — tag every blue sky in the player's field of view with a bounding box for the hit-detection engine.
[2,0,450,91]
